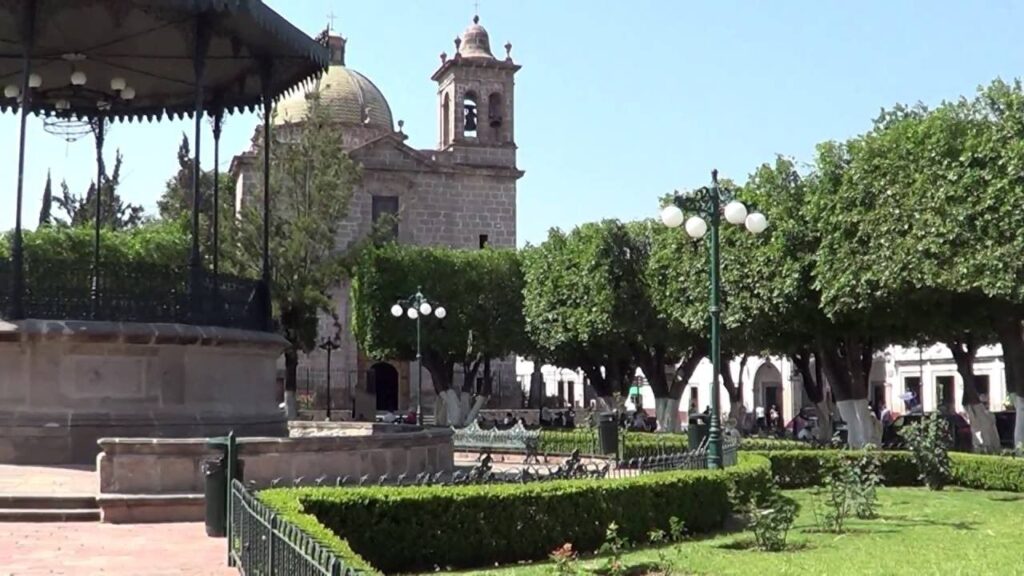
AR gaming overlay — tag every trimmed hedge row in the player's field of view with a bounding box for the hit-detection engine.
[748,449,1024,492]
[537,430,816,459]
[260,454,772,574]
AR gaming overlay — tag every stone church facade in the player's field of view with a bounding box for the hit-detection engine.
[231,17,523,418]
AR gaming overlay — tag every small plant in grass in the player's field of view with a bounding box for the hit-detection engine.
[647,529,676,576]
[901,413,952,490]
[746,485,799,551]
[668,516,688,542]
[549,543,580,576]
[849,446,882,519]
[812,459,856,533]
[598,522,630,576]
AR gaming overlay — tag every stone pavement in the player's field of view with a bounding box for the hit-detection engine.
[0,464,96,495]
[0,522,236,576]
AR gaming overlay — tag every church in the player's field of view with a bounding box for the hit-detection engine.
[231,16,523,418]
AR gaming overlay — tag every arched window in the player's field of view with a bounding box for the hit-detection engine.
[463,91,478,138]
[441,93,451,146]
[487,92,504,141]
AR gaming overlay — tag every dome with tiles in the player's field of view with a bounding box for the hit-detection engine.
[274,35,393,130]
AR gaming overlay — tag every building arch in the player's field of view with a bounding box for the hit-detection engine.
[368,362,400,412]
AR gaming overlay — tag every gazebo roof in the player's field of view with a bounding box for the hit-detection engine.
[0,0,329,121]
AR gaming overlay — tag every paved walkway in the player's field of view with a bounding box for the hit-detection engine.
[0,522,236,576]
[0,464,96,495]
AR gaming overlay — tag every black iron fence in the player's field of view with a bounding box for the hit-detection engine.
[230,479,359,576]
[0,256,265,330]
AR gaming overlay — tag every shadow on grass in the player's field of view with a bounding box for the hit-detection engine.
[591,562,669,576]
[716,539,812,553]
[988,494,1024,503]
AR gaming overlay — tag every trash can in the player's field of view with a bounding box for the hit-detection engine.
[597,412,619,456]
[203,457,227,538]
[688,415,709,450]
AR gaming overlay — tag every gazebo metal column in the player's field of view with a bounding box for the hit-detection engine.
[188,15,211,322]
[10,1,36,320]
[260,61,274,331]
[211,107,224,293]
[90,115,105,318]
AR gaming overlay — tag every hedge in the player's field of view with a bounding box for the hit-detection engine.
[747,449,1024,492]
[260,454,772,574]
[537,431,815,459]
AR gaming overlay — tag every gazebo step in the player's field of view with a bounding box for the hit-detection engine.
[0,507,100,522]
[0,494,97,510]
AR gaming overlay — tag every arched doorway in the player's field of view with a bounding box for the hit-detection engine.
[368,362,399,412]
[753,362,784,429]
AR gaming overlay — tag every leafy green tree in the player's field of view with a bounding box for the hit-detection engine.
[54,149,144,228]
[521,222,641,410]
[236,94,361,417]
[351,244,525,425]
[38,171,53,227]
[157,133,237,271]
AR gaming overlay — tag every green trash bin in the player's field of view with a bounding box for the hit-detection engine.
[597,412,619,456]
[203,457,227,537]
[688,415,709,450]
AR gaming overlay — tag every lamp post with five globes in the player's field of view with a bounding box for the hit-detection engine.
[660,169,767,469]
[390,287,447,426]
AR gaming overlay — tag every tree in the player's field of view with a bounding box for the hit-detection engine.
[351,244,526,425]
[157,133,237,271]
[38,171,53,227]
[236,94,361,418]
[54,150,144,228]
[521,222,641,411]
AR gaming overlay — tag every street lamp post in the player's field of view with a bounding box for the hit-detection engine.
[318,338,340,420]
[390,287,447,426]
[661,169,768,469]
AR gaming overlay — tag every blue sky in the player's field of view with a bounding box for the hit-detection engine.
[2,1,1023,246]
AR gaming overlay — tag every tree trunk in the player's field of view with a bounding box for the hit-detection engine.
[792,350,831,442]
[994,316,1024,447]
[720,355,747,430]
[948,337,1000,453]
[819,336,877,447]
[282,348,298,419]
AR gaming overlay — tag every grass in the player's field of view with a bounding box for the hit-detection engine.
[430,488,1024,576]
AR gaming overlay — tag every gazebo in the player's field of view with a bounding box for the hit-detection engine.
[0,0,328,464]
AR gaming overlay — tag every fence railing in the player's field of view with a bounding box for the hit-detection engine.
[0,256,265,331]
[229,478,358,576]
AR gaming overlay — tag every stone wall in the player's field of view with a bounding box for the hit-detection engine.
[97,425,454,495]
[0,320,288,464]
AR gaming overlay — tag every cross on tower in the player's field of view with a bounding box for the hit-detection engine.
[473,0,479,17]
[327,9,338,31]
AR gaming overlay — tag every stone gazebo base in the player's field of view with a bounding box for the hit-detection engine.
[0,319,289,465]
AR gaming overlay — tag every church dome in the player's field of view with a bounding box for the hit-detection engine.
[458,16,495,60]
[274,36,393,129]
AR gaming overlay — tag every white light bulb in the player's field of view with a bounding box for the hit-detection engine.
[685,216,708,240]
[121,86,136,100]
[110,77,126,91]
[660,205,684,229]
[419,301,432,316]
[724,201,748,226]
[406,307,419,319]
[70,70,87,86]
[434,306,447,319]
[4,84,19,98]
[390,304,403,318]
[745,212,768,235]
[28,73,41,89]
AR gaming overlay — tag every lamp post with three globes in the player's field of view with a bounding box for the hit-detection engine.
[390,288,447,426]
[660,169,767,468]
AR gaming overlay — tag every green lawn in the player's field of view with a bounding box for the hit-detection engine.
[432,488,1024,576]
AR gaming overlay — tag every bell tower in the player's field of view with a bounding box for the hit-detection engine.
[432,16,520,167]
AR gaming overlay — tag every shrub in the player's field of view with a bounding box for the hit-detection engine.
[850,447,882,519]
[901,413,952,490]
[550,543,581,576]
[261,454,772,573]
[598,522,629,576]
[813,462,854,533]
[746,489,798,551]
[747,450,918,489]
[740,438,820,452]
[950,452,1024,492]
